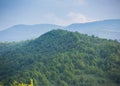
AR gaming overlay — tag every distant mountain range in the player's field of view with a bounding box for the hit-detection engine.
[66,19,120,41]
[0,24,63,42]
[0,19,120,42]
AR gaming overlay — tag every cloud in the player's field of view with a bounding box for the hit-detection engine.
[41,12,91,25]
[42,13,68,25]
[67,12,89,23]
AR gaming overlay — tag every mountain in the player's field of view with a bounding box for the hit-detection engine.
[0,19,120,42]
[0,30,120,86]
[0,24,63,42]
[66,19,120,41]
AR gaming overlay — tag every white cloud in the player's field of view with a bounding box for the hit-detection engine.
[40,12,93,25]
[67,12,89,23]
[42,13,68,25]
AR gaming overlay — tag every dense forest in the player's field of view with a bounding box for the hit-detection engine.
[0,29,120,86]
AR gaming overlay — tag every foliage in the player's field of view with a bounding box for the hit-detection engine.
[0,29,120,86]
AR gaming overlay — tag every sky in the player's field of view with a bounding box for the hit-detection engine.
[0,0,120,30]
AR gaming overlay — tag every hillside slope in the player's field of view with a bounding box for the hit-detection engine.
[0,30,120,86]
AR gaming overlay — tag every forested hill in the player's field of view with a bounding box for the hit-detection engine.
[0,30,120,86]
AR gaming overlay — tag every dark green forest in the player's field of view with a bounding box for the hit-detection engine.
[0,29,120,86]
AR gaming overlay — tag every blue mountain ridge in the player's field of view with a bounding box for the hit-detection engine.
[0,19,120,42]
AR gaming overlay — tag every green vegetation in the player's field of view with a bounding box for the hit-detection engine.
[0,29,120,86]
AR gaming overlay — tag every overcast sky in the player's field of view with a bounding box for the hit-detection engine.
[0,0,120,30]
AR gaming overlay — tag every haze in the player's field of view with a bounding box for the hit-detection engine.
[0,0,120,30]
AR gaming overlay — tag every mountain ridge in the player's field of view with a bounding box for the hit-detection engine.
[0,19,120,42]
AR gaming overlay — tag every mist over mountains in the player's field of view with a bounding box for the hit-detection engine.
[0,19,120,42]
[0,24,63,42]
[66,19,120,41]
